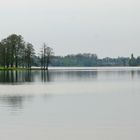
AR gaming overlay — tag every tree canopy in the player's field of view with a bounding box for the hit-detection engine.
[0,34,54,69]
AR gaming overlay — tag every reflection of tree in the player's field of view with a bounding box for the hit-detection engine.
[0,95,33,111]
[0,70,33,84]
[41,70,50,82]
[0,71,16,83]
[131,70,135,79]
[137,71,140,76]
[24,70,32,82]
[0,70,52,84]
[130,70,140,79]
[48,70,98,82]
[0,69,98,83]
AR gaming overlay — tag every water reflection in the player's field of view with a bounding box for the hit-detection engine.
[0,70,51,84]
[0,68,139,117]
[41,70,50,82]
[0,69,140,84]
[0,70,98,84]
[0,68,140,140]
[0,70,32,84]
[0,95,33,112]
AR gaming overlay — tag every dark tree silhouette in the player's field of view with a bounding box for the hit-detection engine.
[40,43,54,70]
[25,43,35,68]
[0,34,35,68]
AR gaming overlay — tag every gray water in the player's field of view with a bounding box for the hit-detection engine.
[0,67,140,140]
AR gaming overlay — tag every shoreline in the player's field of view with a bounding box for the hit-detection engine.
[0,66,140,71]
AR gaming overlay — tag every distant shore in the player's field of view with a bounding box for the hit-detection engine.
[0,66,140,71]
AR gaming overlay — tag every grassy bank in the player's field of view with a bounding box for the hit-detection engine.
[0,67,46,71]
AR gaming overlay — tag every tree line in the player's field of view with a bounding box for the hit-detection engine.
[0,34,53,69]
[0,34,140,68]
[50,54,140,66]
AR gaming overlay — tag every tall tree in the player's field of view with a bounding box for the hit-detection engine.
[40,43,54,70]
[2,34,25,68]
[0,42,6,67]
[25,43,35,68]
[0,34,37,68]
[0,38,11,68]
[129,54,137,66]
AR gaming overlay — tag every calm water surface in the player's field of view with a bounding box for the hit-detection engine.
[0,67,140,140]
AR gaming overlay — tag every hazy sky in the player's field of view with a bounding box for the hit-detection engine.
[0,0,140,57]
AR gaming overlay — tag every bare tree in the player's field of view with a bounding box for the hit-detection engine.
[40,43,54,70]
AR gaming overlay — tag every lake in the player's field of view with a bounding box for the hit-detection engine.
[0,67,140,140]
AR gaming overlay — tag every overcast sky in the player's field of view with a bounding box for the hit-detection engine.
[0,0,140,57]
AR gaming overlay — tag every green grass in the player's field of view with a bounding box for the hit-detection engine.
[0,67,46,71]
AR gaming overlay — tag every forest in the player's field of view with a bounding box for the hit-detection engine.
[0,34,140,69]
